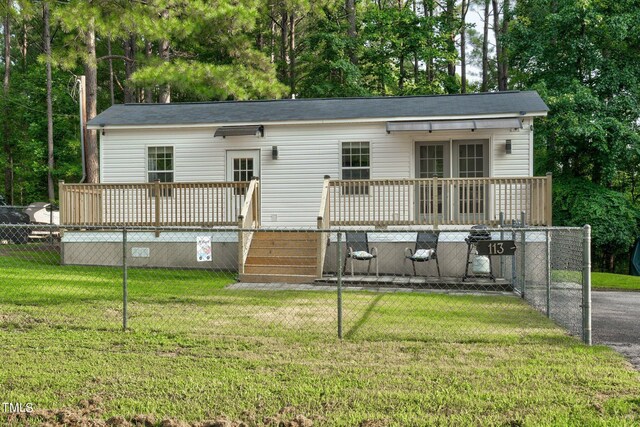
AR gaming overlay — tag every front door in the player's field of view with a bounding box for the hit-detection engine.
[226,150,260,217]
[415,142,449,221]
[453,140,489,222]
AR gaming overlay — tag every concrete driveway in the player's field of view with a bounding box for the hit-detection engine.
[592,291,640,369]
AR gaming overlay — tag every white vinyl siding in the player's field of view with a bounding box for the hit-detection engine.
[100,119,533,227]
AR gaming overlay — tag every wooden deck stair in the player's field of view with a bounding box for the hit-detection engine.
[239,231,319,283]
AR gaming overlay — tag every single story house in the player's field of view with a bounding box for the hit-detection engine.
[60,91,550,283]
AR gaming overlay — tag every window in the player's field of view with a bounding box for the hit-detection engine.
[148,146,173,197]
[232,157,254,196]
[341,142,370,194]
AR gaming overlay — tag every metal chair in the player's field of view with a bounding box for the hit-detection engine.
[405,231,441,276]
[343,232,378,276]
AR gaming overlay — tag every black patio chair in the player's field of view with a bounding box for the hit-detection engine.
[343,232,378,276]
[404,231,441,276]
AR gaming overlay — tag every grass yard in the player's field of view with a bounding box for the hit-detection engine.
[0,244,639,425]
[592,272,640,291]
[552,269,640,292]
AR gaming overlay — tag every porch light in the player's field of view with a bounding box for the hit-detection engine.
[505,139,512,154]
[272,146,278,160]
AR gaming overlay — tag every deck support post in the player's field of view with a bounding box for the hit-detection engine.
[545,172,553,226]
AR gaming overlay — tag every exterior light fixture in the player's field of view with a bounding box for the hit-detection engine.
[272,146,278,160]
[505,139,512,154]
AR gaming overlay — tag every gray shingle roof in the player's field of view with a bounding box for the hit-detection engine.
[88,91,548,127]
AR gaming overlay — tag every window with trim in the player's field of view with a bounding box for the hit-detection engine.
[341,141,370,194]
[148,146,174,196]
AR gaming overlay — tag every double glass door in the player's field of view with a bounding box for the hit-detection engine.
[416,140,488,221]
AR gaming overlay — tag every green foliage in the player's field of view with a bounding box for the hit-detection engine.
[132,59,284,101]
[553,178,640,270]
[1,64,82,204]
[296,6,368,98]
[510,0,640,186]
[359,3,457,95]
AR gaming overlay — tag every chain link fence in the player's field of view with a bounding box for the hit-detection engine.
[0,224,590,343]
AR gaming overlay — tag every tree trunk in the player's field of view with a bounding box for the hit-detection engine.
[608,253,615,273]
[446,0,456,78]
[144,41,154,102]
[460,0,469,93]
[158,10,171,103]
[492,0,509,91]
[20,21,27,71]
[491,0,502,90]
[123,35,136,103]
[3,0,13,203]
[107,38,115,105]
[279,10,289,86]
[44,2,55,202]
[500,0,510,90]
[399,52,405,91]
[84,18,99,184]
[424,0,434,82]
[288,12,296,97]
[269,4,276,64]
[482,0,490,92]
[345,0,357,65]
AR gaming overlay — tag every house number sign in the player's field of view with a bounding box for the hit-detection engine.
[476,240,517,256]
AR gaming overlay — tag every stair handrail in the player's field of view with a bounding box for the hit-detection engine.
[238,177,260,274]
[316,175,331,278]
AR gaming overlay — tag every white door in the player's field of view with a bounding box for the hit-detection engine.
[226,150,260,184]
[452,140,489,222]
[226,150,261,219]
[415,142,449,222]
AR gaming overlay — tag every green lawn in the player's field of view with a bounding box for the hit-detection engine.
[551,269,640,292]
[1,245,639,426]
[592,272,640,291]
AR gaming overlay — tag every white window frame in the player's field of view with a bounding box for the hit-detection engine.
[341,141,371,195]
[147,146,174,183]
[147,146,174,197]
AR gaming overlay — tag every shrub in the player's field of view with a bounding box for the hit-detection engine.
[553,177,640,272]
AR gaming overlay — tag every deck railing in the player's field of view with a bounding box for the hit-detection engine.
[59,180,251,227]
[238,178,261,274]
[328,174,552,227]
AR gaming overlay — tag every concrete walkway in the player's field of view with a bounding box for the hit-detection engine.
[592,291,640,370]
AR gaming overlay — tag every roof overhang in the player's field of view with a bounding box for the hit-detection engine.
[88,112,546,130]
[386,118,523,133]
[214,125,264,138]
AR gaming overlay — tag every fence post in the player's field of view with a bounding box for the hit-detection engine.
[511,229,517,293]
[122,227,128,331]
[545,229,551,317]
[337,231,343,339]
[519,212,526,298]
[499,212,505,279]
[432,176,438,229]
[582,225,592,345]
